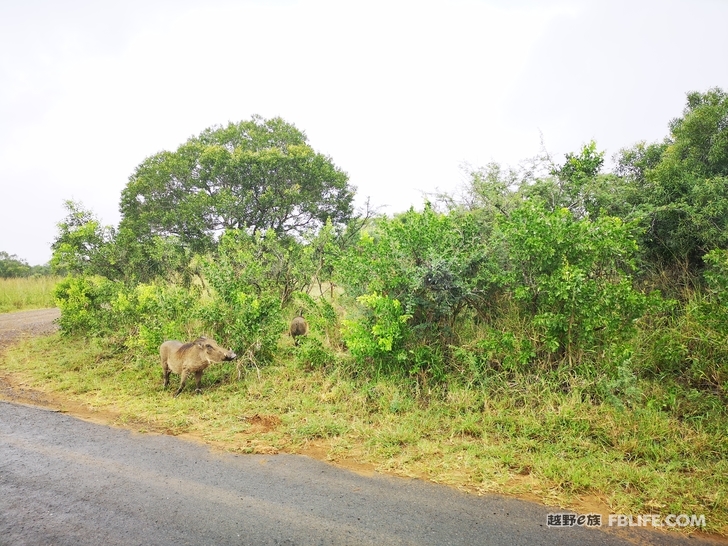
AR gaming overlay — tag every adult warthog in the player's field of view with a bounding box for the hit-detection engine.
[289,310,308,347]
[160,336,237,397]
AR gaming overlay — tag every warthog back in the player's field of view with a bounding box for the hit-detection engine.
[290,311,308,346]
[160,336,236,397]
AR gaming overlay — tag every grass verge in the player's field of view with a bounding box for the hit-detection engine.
[1,333,726,537]
[0,276,60,313]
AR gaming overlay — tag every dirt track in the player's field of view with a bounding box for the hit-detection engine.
[0,307,60,349]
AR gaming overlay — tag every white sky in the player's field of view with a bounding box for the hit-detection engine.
[1,0,727,265]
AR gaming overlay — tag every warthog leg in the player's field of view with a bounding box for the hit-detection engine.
[174,370,189,397]
[193,370,204,393]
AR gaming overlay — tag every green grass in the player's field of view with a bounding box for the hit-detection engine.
[1,333,726,536]
[0,276,60,313]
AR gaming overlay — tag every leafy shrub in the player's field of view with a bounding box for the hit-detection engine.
[633,260,728,395]
[294,336,340,370]
[699,249,728,331]
[496,202,647,365]
[200,245,284,364]
[211,228,315,305]
[341,293,412,375]
[595,361,643,409]
[55,276,199,353]
[473,329,536,373]
[679,250,728,391]
[336,204,498,377]
[337,204,492,334]
[54,276,121,337]
[119,283,199,353]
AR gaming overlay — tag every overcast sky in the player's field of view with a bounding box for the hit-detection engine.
[1,0,727,265]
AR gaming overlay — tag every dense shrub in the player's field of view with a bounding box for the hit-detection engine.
[496,203,647,365]
[341,293,412,374]
[336,200,647,377]
[54,276,122,337]
[47,88,728,401]
[54,276,197,352]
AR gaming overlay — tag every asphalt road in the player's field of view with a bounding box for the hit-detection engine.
[2,401,722,546]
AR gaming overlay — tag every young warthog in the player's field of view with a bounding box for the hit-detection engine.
[289,310,308,346]
[160,336,237,397]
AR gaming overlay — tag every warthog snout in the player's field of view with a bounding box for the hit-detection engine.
[160,336,237,397]
[221,348,237,361]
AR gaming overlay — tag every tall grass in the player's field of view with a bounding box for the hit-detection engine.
[0,276,60,313]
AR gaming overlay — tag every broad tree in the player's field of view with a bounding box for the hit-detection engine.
[119,116,355,253]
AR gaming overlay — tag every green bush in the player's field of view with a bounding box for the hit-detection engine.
[54,276,199,353]
[341,293,412,375]
[337,204,491,335]
[197,291,282,365]
[496,202,647,365]
[633,269,728,396]
[54,276,122,337]
[200,242,285,363]
[294,336,340,370]
[119,283,199,353]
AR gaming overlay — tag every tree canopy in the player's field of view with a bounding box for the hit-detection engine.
[119,116,355,252]
[50,200,115,276]
[617,87,728,274]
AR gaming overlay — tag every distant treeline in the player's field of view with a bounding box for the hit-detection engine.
[0,251,51,278]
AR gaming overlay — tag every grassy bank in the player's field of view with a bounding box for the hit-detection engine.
[1,333,725,536]
[0,276,59,313]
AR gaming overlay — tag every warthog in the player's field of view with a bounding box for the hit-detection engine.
[160,336,236,397]
[289,310,308,346]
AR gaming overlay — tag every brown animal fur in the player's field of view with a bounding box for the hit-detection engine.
[160,336,236,397]
[289,310,308,346]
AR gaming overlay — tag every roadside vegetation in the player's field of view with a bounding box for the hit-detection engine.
[1,93,727,535]
[0,250,56,312]
[0,276,59,313]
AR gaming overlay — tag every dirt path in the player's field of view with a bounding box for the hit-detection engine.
[0,308,62,408]
[0,307,60,349]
